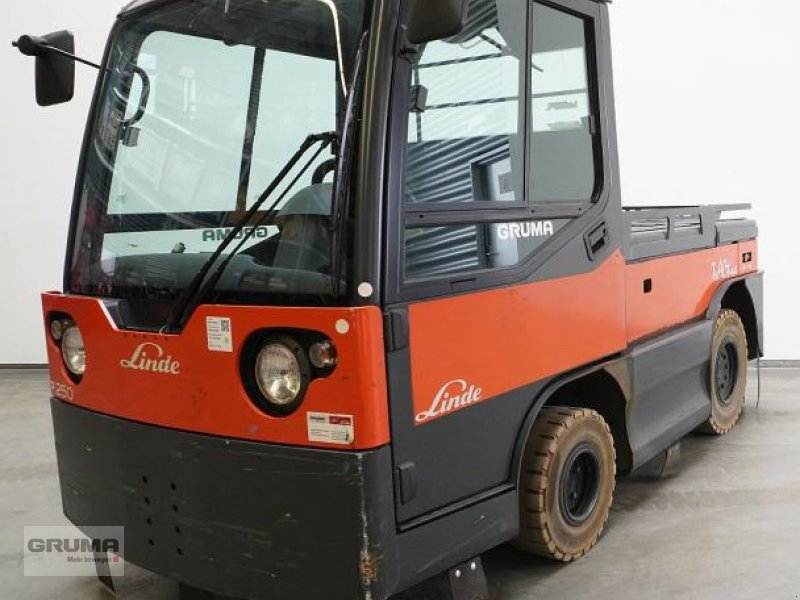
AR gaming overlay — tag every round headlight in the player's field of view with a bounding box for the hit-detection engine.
[62,326,86,376]
[255,343,302,406]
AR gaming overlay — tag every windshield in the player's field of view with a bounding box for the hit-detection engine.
[69,0,369,313]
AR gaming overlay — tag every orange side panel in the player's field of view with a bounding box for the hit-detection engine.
[625,242,759,344]
[41,295,390,450]
[408,251,627,424]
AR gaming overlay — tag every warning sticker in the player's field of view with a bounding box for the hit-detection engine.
[206,317,233,353]
[307,413,355,445]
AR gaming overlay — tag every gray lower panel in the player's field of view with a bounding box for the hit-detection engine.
[50,399,397,600]
[395,491,517,592]
[626,320,714,468]
[50,399,522,600]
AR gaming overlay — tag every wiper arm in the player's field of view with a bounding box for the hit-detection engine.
[163,131,338,332]
[329,32,368,297]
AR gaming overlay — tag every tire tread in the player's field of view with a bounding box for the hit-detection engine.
[515,406,616,562]
[697,309,748,435]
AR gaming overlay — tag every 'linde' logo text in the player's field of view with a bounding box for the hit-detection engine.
[416,379,484,424]
[120,343,181,375]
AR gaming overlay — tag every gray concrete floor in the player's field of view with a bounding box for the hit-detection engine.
[1,368,798,599]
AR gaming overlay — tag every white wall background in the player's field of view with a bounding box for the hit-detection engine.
[611,1,798,360]
[0,0,796,362]
[1,1,123,364]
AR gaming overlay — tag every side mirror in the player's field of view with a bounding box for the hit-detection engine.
[13,31,76,106]
[406,0,470,45]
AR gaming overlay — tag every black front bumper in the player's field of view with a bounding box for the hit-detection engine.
[50,399,397,600]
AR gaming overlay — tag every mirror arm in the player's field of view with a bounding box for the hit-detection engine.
[121,66,151,129]
[12,36,104,71]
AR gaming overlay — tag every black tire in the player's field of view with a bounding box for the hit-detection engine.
[514,407,616,562]
[696,309,748,435]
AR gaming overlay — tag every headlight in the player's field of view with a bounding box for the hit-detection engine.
[309,340,337,369]
[62,325,86,376]
[50,319,64,341]
[255,343,302,406]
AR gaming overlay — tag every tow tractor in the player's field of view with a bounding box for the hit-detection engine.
[15,0,762,598]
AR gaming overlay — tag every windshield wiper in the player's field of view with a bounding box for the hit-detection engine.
[163,131,338,332]
[329,31,368,297]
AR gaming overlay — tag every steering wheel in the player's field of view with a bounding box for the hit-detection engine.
[312,159,337,185]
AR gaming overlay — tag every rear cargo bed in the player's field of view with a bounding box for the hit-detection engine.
[623,204,757,261]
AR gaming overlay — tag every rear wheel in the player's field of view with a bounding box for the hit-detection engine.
[514,407,616,562]
[697,309,748,435]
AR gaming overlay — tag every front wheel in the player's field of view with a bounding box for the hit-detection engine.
[696,309,748,435]
[514,407,616,562]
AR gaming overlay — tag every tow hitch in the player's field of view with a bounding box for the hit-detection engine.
[398,556,489,600]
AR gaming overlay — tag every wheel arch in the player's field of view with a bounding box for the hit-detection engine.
[706,273,764,360]
[512,362,634,487]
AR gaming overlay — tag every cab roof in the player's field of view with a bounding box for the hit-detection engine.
[120,0,609,18]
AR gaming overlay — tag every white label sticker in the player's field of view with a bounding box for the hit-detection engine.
[307,412,355,445]
[206,317,233,353]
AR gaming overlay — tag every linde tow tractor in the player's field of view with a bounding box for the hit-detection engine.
[15,0,763,598]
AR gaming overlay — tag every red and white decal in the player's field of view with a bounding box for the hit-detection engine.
[307,412,355,445]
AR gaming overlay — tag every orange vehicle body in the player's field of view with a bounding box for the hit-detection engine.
[42,299,391,450]
[43,240,758,447]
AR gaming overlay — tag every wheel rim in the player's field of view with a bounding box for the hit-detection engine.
[714,338,739,406]
[559,443,601,527]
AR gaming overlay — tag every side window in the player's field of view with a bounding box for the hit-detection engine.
[401,0,599,283]
[530,3,597,203]
[405,0,527,205]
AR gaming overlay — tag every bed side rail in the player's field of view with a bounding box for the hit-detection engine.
[623,204,755,261]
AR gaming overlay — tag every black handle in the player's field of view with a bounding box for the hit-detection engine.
[585,221,610,260]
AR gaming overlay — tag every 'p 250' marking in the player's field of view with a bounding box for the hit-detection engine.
[50,380,74,401]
